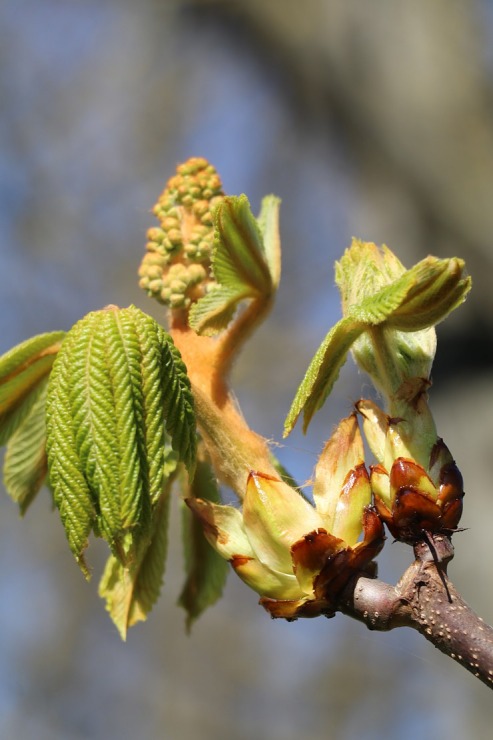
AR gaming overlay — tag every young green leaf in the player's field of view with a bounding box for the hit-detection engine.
[283,316,365,436]
[188,285,251,336]
[213,195,273,292]
[3,379,49,514]
[46,305,196,575]
[98,485,173,640]
[0,331,65,445]
[189,195,276,335]
[179,457,229,630]
[45,324,96,577]
[285,244,472,436]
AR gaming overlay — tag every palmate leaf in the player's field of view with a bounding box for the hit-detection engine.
[189,195,277,335]
[179,457,229,630]
[3,378,49,514]
[0,331,65,446]
[46,305,197,576]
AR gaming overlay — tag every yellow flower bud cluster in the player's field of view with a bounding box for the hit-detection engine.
[138,158,224,309]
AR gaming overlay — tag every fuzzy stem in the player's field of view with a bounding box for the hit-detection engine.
[169,318,278,498]
[339,535,493,689]
[215,294,273,382]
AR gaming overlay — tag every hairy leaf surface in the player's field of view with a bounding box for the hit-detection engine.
[46,305,196,575]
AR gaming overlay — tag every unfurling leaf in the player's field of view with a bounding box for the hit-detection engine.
[0,330,65,446]
[98,479,174,640]
[3,379,49,514]
[189,195,276,335]
[179,457,229,630]
[283,316,365,436]
[46,305,196,577]
[285,240,471,435]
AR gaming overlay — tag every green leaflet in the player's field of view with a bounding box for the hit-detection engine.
[0,331,65,445]
[98,479,174,640]
[283,316,365,436]
[46,305,197,576]
[213,195,272,290]
[45,321,98,577]
[285,248,472,436]
[3,378,49,514]
[188,285,250,336]
[188,195,277,335]
[178,457,229,630]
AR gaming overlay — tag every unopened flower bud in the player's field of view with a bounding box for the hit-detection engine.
[188,458,384,619]
[139,158,224,311]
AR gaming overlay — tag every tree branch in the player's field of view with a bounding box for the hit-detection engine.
[339,534,493,689]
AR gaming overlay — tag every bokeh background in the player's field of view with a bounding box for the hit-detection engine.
[2,1,493,738]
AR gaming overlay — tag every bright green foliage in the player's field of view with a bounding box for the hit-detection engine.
[46,305,197,578]
[284,317,365,436]
[98,462,175,640]
[179,456,229,630]
[284,241,471,435]
[0,330,65,446]
[3,379,49,514]
[189,195,280,334]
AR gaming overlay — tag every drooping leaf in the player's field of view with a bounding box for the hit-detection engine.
[178,457,229,630]
[3,378,49,514]
[45,325,96,577]
[161,339,197,476]
[283,316,365,436]
[46,305,196,575]
[0,331,65,445]
[98,483,173,640]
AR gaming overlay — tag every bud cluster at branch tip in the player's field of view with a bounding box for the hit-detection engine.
[139,158,224,310]
[187,414,384,619]
[339,240,469,542]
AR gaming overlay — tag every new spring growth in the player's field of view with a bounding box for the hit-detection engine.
[335,240,470,404]
[286,239,470,542]
[187,414,384,619]
[138,158,224,310]
[285,240,471,437]
[337,242,469,540]
[139,158,282,500]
